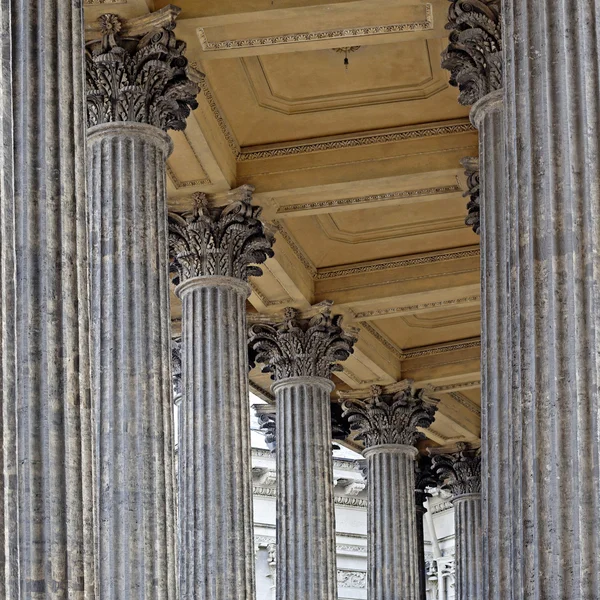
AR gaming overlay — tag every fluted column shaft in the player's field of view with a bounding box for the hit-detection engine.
[499,2,600,597]
[453,494,482,600]
[0,0,95,597]
[273,377,337,600]
[366,445,419,600]
[88,123,176,599]
[415,503,427,600]
[471,91,512,598]
[177,277,255,600]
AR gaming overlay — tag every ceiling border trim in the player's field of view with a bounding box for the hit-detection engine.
[197,5,433,52]
[353,295,480,319]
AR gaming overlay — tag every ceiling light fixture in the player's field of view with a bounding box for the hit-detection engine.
[332,46,361,69]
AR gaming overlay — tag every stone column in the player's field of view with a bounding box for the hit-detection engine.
[340,382,438,600]
[169,188,274,600]
[85,8,198,599]
[431,444,482,600]
[415,457,437,600]
[442,3,509,596]
[0,0,95,597]
[501,0,600,595]
[248,306,357,600]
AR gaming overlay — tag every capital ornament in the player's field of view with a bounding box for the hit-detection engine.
[442,0,502,106]
[461,156,480,234]
[171,337,182,398]
[415,455,437,506]
[248,305,357,381]
[168,187,275,283]
[86,10,199,130]
[340,382,439,448]
[431,443,481,498]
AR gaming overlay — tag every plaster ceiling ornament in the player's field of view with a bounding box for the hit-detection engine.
[442,0,502,106]
[340,382,439,448]
[168,187,275,283]
[86,12,199,130]
[248,304,358,381]
[461,156,481,234]
[430,442,482,497]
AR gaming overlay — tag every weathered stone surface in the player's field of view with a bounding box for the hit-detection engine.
[86,8,198,130]
[171,187,272,600]
[442,0,502,106]
[250,306,356,600]
[415,457,437,600]
[499,1,600,597]
[88,122,177,599]
[0,0,95,596]
[431,444,482,600]
[340,382,438,600]
[461,156,480,234]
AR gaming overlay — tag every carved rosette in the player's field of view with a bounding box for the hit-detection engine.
[461,156,481,234]
[431,443,481,498]
[248,306,357,381]
[340,383,439,448]
[168,187,275,284]
[86,11,199,130]
[442,0,502,106]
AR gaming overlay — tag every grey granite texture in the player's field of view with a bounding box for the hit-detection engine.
[341,383,438,600]
[169,189,273,600]
[0,0,96,597]
[502,1,600,596]
[273,377,338,600]
[249,307,356,600]
[88,122,177,599]
[432,446,482,600]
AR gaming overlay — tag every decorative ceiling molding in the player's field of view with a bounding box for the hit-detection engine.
[432,380,481,392]
[316,213,468,244]
[401,309,481,329]
[270,220,318,276]
[448,392,481,416]
[353,295,480,319]
[316,246,479,280]
[276,185,462,217]
[237,120,476,161]
[360,323,481,361]
[249,283,291,308]
[84,0,126,4]
[166,164,212,188]
[197,5,433,52]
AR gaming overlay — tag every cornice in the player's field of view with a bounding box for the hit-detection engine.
[84,0,126,4]
[237,120,476,161]
[270,220,318,276]
[315,246,480,281]
[432,380,481,393]
[198,5,433,52]
[448,392,481,416]
[353,295,480,319]
[275,185,462,217]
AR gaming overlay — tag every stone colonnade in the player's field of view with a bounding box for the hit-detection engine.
[340,383,438,600]
[248,307,357,600]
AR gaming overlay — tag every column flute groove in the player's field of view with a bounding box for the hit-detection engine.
[86,8,198,599]
[340,382,439,600]
[249,306,357,600]
[0,0,95,597]
[170,188,274,600]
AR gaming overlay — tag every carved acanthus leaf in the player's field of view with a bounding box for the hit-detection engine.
[442,0,502,106]
[171,337,182,398]
[169,188,275,282]
[461,156,480,235]
[415,455,437,506]
[248,306,357,381]
[86,13,199,130]
[431,443,481,497]
[341,383,439,448]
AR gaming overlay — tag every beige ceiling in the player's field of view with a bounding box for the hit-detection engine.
[85,0,482,447]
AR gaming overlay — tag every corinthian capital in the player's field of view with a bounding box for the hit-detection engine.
[442,0,502,106]
[248,304,357,381]
[415,456,437,506]
[340,381,439,448]
[168,186,275,283]
[86,6,199,130]
[461,156,480,234]
[430,442,481,498]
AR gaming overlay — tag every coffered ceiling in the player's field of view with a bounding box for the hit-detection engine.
[85,0,482,447]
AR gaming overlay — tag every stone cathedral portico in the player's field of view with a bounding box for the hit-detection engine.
[1,0,600,599]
